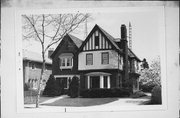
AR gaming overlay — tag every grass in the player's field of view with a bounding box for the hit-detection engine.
[41,97,119,107]
[24,90,47,104]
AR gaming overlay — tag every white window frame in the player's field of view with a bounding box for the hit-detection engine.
[59,54,73,70]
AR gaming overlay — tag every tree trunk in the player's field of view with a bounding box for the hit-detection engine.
[36,51,45,108]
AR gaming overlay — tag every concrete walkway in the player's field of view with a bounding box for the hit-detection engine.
[40,95,68,105]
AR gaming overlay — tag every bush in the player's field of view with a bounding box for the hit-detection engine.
[140,81,157,92]
[130,91,147,98]
[43,75,60,97]
[68,76,79,98]
[24,83,30,91]
[80,88,131,98]
[151,86,162,104]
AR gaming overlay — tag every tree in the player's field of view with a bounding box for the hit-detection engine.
[139,56,161,92]
[141,58,149,69]
[22,13,89,107]
[43,75,59,97]
[68,76,79,98]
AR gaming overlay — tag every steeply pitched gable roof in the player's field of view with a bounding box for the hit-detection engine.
[98,25,122,52]
[79,24,141,61]
[68,34,83,48]
[50,34,83,58]
[79,24,122,53]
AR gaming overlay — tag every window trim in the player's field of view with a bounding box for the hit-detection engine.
[101,52,109,64]
[59,57,73,69]
[86,53,93,65]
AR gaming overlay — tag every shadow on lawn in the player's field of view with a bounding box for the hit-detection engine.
[41,97,119,107]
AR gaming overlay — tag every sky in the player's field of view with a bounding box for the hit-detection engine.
[23,9,163,64]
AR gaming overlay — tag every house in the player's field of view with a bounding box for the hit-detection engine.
[78,24,141,92]
[50,24,141,94]
[50,34,82,92]
[23,50,52,90]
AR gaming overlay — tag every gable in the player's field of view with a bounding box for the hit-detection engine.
[83,29,113,51]
[79,25,122,53]
[50,34,81,58]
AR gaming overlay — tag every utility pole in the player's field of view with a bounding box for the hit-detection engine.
[129,22,132,50]
[84,18,88,39]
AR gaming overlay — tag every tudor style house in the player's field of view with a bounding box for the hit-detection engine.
[50,34,82,90]
[78,24,141,92]
[50,24,141,93]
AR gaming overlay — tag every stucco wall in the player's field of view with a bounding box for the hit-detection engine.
[78,50,123,70]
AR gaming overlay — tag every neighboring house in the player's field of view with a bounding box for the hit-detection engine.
[23,50,52,90]
[50,24,141,93]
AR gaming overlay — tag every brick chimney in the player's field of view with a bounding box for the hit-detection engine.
[121,24,129,87]
[48,48,54,58]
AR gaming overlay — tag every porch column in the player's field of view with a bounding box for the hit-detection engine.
[137,78,139,90]
[87,76,90,89]
[107,76,110,88]
[100,76,104,88]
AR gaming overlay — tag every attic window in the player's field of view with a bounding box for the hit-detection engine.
[95,36,99,47]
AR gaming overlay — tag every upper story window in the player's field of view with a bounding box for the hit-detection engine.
[86,53,93,65]
[95,36,99,47]
[59,53,73,69]
[102,52,109,64]
[29,62,36,69]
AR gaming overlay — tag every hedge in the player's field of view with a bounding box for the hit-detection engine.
[80,88,131,98]
[151,86,162,104]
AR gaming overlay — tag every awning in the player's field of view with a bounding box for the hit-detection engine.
[85,72,111,76]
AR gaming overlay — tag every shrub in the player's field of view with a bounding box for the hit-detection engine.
[68,76,79,98]
[151,86,162,104]
[43,75,60,97]
[80,88,131,98]
[130,91,147,98]
[24,83,30,91]
[140,81,157,92]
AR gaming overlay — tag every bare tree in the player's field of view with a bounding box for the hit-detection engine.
[22,13,89,108]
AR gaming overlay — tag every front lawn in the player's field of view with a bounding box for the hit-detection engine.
[41,97,119,107]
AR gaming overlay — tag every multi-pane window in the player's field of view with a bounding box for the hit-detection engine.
[60,58,66,66]
[102,52,109,64]
[59,54,73,69]
[67,58,72,66]
[86,53,93,65]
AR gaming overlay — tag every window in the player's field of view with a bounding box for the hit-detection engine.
[67,58,72,66]
[29,62,36,69]
[60,58,66,66]
[59,53,73,69]
[104,76,108,88]
[95,36,99,47]
[102,52,109,64]
[86,53,93,65]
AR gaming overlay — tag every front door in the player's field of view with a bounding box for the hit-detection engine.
[90,76,100,89]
